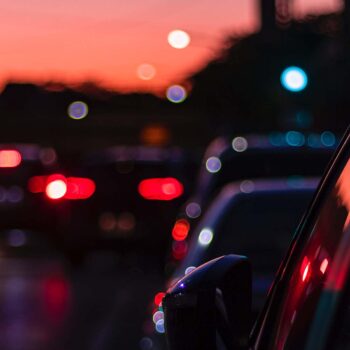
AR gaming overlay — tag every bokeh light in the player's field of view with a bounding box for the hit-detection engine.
[166,85,187,103]
[185,202,201,218]
[232,136,248,152]
[240,180,255,193]
[152,310,164,324]
[46,179,67,199]
[281,66,308,92]
[7,229,27,247]
[206,156,221,173]
[99,212,117,232]
[40,148,57,166]
[154,292,165,307]
[320,131,336,147]
[167,30,191,49]
[185,266,196,275]
[285,131,305,146]
[198,228,214,246]
[172,219,190,241]
[155,319,165,333]
[7,186,24,203]
[140,124,170,146]
[0,150,22,168]
[68,101,89,120]
[137,64,156,80]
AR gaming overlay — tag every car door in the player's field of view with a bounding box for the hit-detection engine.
[252,129,350,350]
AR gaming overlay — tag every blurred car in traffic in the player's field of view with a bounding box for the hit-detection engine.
[147,177,318,347]
[64,146,197,263]
[168,132,336,266]
[163,127,350,350]
[0,144,68,246]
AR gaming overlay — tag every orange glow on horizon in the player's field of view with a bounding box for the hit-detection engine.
[0,0,341,93]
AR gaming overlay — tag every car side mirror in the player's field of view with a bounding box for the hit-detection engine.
[163,255,252,350]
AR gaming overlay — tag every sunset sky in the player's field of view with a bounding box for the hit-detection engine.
[0,0,342,93]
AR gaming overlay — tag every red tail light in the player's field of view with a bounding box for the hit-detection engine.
[28,175,47,193]
[138,177,184,201]
[65,177,96,199]
[45,174,67,200]
[29,174,96,200]
[0,150,22,168]
[172,219,190,241]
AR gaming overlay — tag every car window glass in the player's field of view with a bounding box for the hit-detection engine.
[204,190,314,312]
[267,157,350,350]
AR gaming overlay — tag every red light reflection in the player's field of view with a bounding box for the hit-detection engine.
[172,241,188,260]
[320,258,329,274]
[0,150,22,168]
[172,219,190,241]
[300,257,311,282]
[138,177,184,200]
[43,276,70,324]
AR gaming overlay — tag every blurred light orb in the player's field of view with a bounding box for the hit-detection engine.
[321,131,336,147]
[7,186,24,203]
[7,229,27,247]
[232,136,248,152]
[137,64,156,80]
[185,202,201,218]
[68,101,89,120]
[206,156,221,173]
[240,180,255,193]
[168,30,191,49]
[185,266,196,275]
[198,228,213,246]
[286,131,305,147]
[40,148,57,166]
[139,337,153,350]
[152,310,164,324]
[166,85,187,103]
[46,180,67,199]
[281,66,308,92]
[269,132,285,146]
[155,319,165,333]
[99,212,117,232]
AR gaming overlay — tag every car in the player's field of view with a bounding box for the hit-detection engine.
[170,177,319,314]
[147,177,318,347]
[0,144,66,244]
[65,145,197,262]
[168,133,336,266]
[163,126,350,350]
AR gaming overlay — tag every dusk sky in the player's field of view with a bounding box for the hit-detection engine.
[0,0,342,93]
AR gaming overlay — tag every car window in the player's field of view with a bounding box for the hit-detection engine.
[203,190,314,312]
[265,155,350,349]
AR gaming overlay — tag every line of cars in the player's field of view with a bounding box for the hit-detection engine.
[162,127,350,349]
